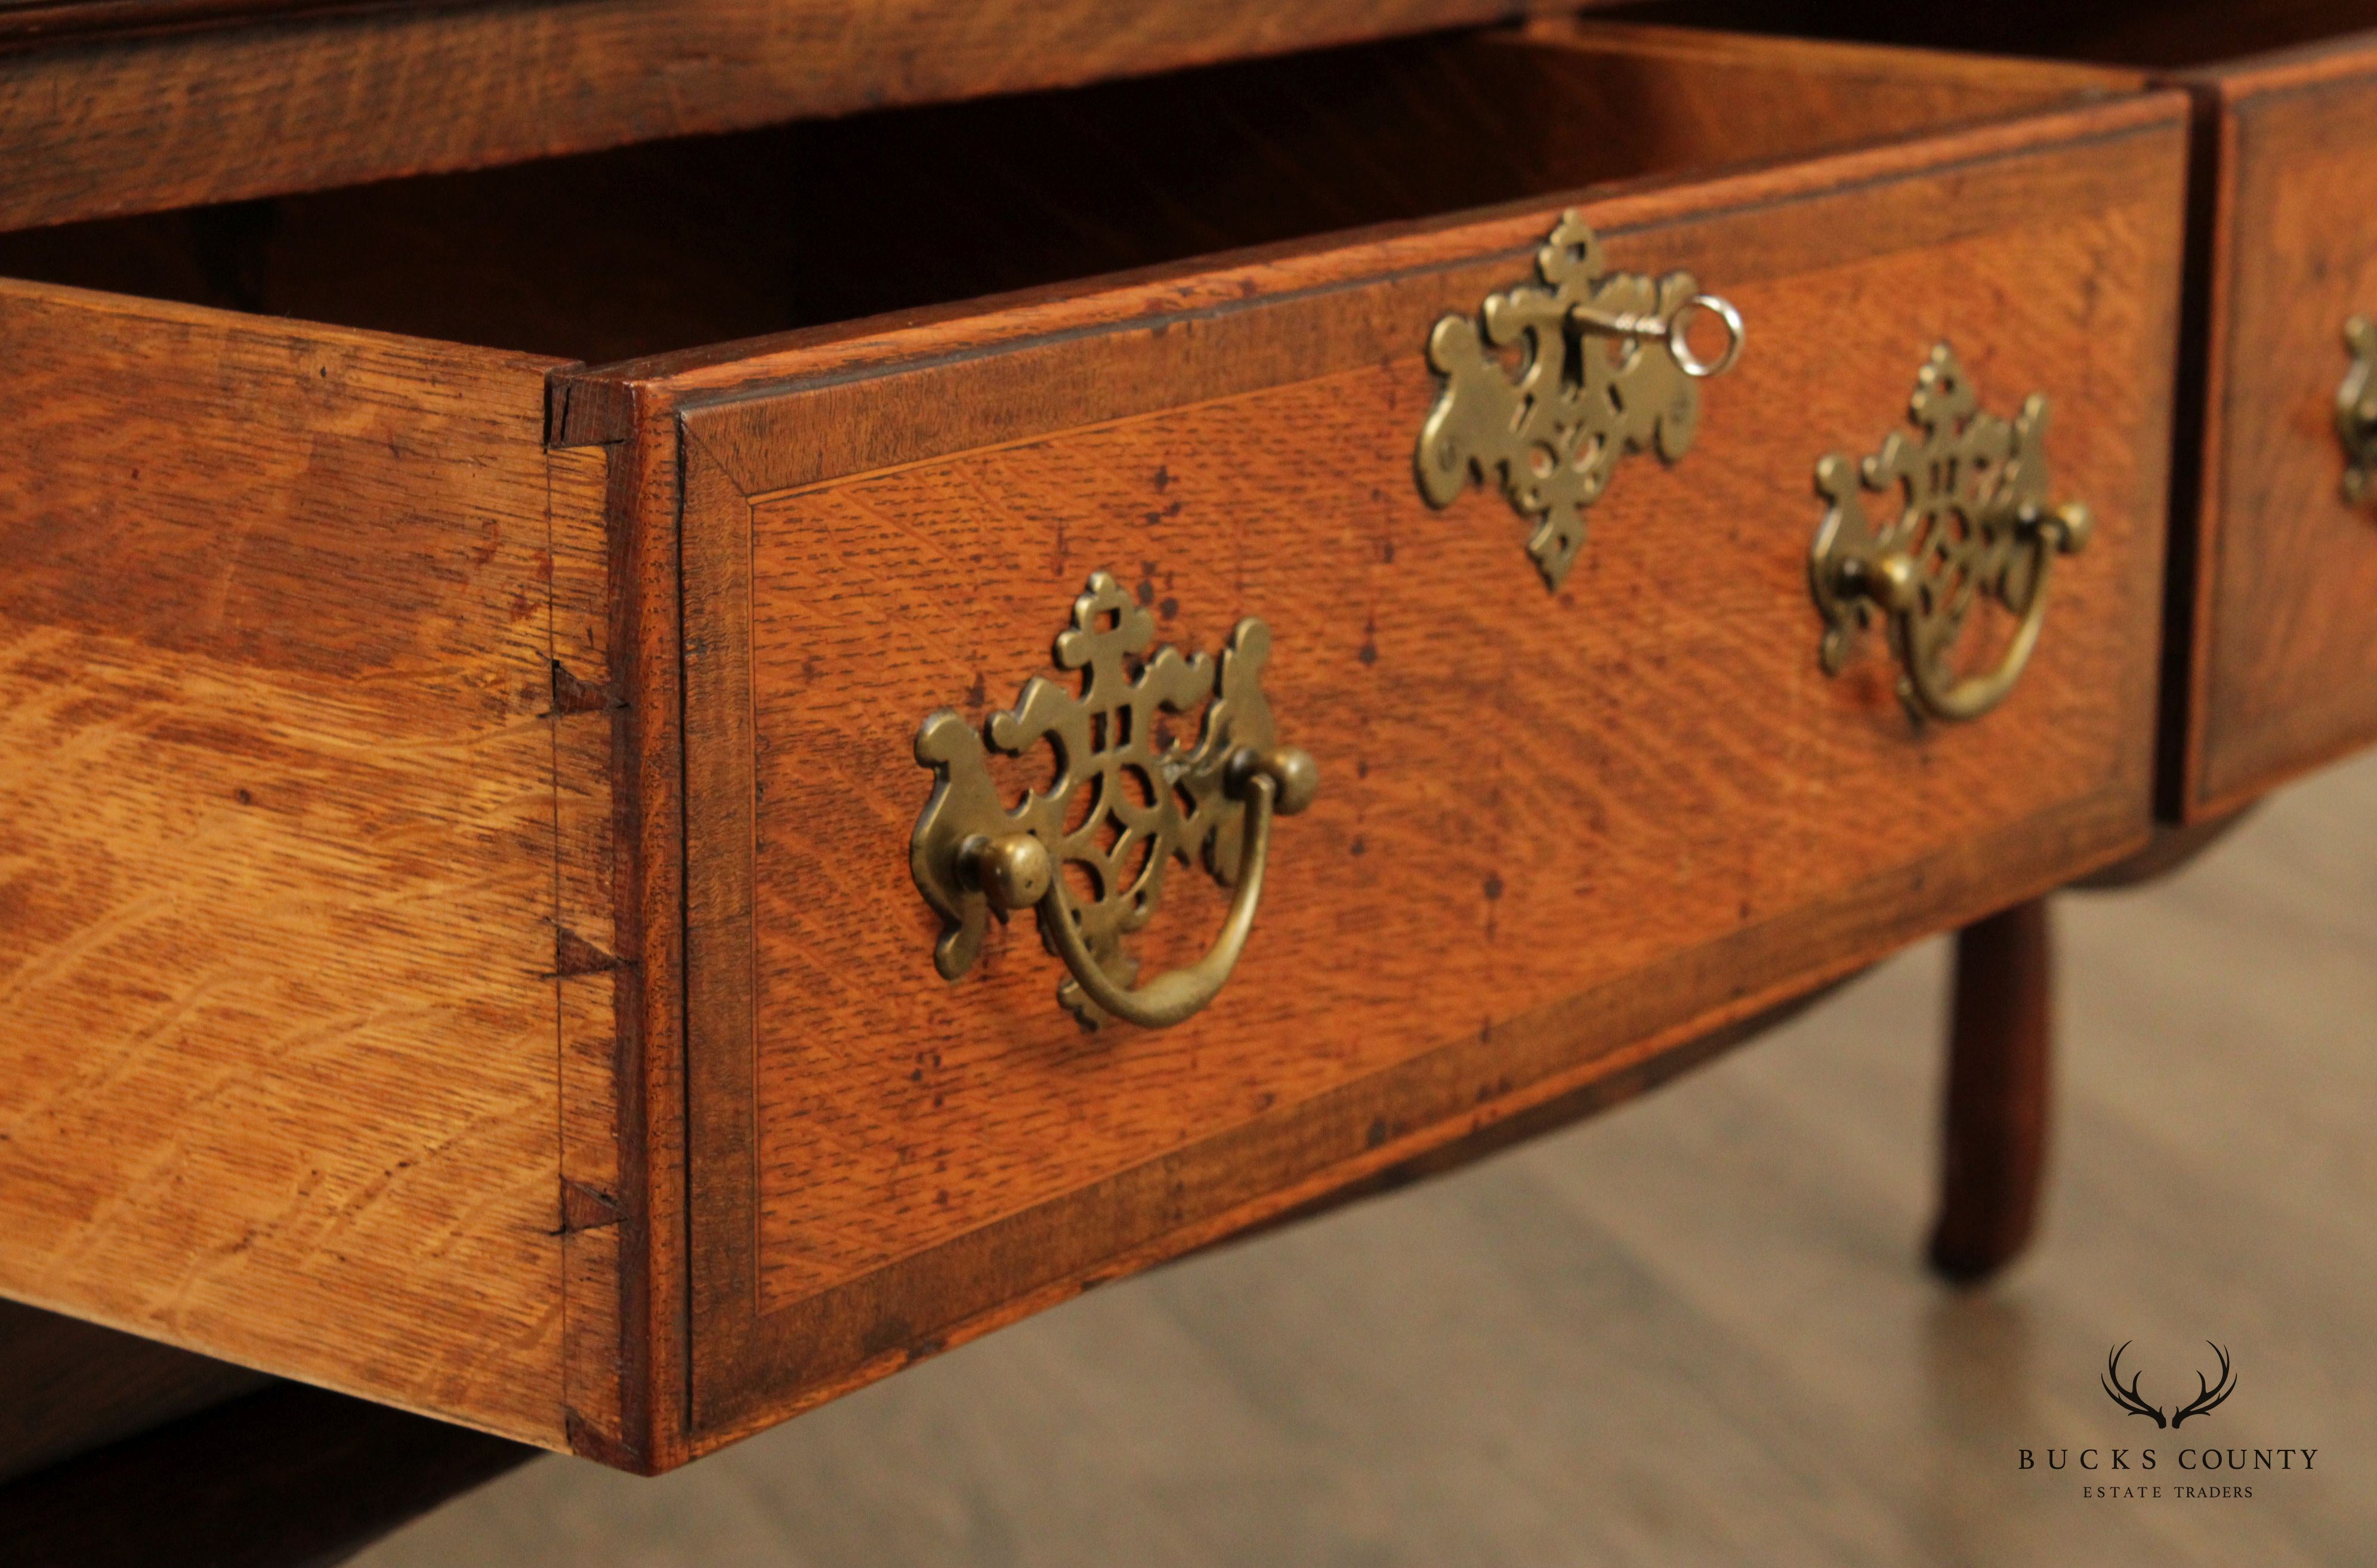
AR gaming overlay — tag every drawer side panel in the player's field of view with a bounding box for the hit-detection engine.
[0,280,571,1446]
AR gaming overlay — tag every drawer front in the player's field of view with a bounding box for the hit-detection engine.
[2181,39,2377,817]
[647,96,2185,1446]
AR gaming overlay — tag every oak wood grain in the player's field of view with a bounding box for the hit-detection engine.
[635,91,2185,1452]
[1218,979,1853,1246]
[0,278,575,1446]
[551,443,631,1462]
[0,0,1600,234]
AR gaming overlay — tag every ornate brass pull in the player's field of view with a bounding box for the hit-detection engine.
[1415,211,1743,590]
[1809,344,2092,723]
[2338,315,2377,504]
[910,572,1317,1030]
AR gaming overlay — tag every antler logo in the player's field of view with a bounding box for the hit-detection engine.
[2101,1342,2237,1429]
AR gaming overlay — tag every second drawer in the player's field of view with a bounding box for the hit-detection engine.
[1615,4,2377,819]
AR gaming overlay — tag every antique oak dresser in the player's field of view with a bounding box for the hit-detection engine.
[0,0,2367,1488]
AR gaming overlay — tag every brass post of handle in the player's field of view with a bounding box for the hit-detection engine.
[1810,344,2093,724]
[910,573,1318,1030]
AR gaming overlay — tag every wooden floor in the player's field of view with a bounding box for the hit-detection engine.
[356,751,2376,1567]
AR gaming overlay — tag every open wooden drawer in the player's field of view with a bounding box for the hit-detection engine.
[1614,2,2377,824]
[0,23,2185,1471]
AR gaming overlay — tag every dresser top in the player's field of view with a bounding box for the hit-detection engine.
[0,0,391,48]
[0,0,1583,233]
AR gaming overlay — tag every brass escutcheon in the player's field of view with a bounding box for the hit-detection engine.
[1415,211,1743,591]
[2338,315,2377,504]
[910,572,1316,1030]
[1809,344,2092,724]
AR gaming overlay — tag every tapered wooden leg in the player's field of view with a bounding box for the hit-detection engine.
[1928,897,2052,1283]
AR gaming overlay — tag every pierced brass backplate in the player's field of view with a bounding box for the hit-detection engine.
[1415,211,1743,590]
[911,572,1316,1030]
[1809,344,2092,723]
[2339,315,2377,504]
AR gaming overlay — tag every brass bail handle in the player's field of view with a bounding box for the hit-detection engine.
[1835,495,2092,722]
[1810,344,2094,724]
[965,746,1316,1029]
[910,572,1319,1031]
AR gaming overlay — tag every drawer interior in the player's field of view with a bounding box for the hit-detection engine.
[1610,0,2377,67]
[0,24,2123,365]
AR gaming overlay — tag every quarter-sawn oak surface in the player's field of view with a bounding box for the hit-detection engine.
[0,280,588,1446]
[649,94,2185,1452]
